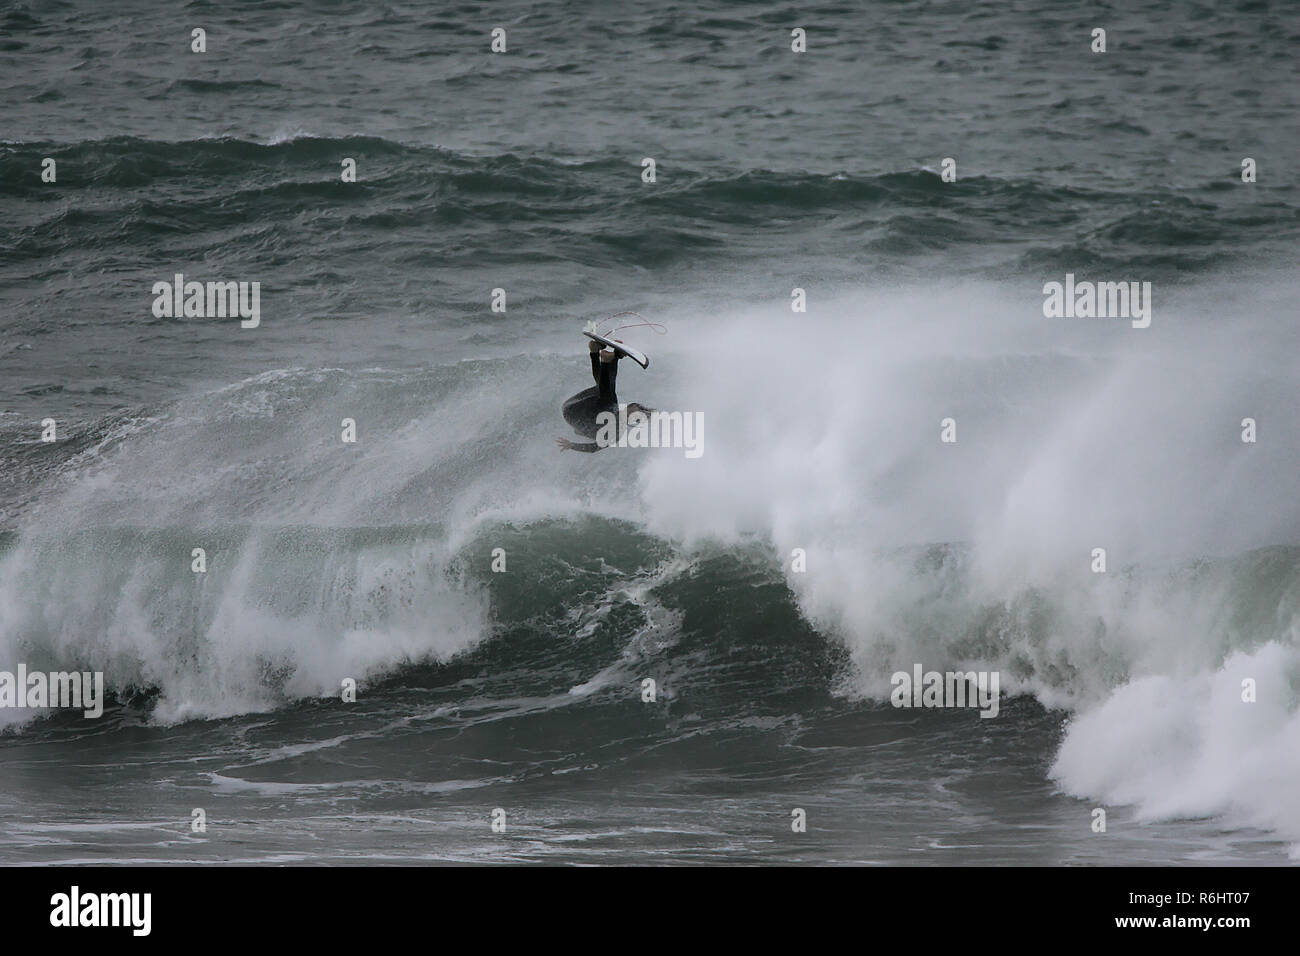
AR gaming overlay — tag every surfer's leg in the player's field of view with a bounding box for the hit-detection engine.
[597,349,619,404]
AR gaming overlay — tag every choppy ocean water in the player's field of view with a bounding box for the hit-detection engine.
[1,0,1297,865]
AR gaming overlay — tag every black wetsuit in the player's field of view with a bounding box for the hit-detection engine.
[561,350,619,452]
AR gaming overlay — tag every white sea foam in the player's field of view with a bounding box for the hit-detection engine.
[635,276,1300,850]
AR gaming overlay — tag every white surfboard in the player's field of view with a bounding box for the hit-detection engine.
[584,330,649,369]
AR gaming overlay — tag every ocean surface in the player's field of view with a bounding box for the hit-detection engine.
[1,0,1298,864]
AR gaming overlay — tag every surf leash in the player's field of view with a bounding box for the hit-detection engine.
[596,312,668,337]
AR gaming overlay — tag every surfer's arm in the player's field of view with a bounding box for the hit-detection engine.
[555,437,602,453]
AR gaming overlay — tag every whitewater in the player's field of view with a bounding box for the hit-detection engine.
[3,275,1296,859]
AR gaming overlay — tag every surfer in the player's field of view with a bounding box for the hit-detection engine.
[557,338,652,453]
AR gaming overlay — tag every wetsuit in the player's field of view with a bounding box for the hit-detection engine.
[560,349,619,452]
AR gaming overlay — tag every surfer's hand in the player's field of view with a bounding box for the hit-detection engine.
[555,437,577,451]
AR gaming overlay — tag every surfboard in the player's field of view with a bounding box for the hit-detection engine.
[584,330,649,369]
